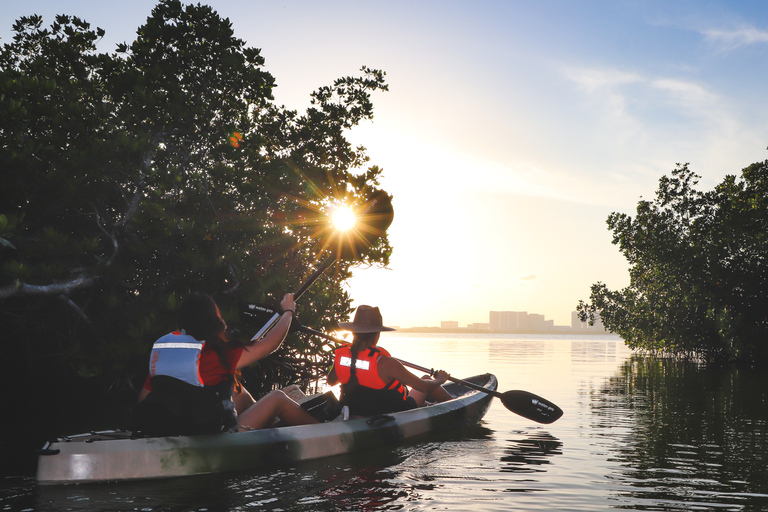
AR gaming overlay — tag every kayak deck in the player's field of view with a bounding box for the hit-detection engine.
[36,374,497,485]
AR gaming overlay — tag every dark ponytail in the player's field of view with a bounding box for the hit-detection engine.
[348,344,360,388]
[347,332,377,390]
[178,293,243,385]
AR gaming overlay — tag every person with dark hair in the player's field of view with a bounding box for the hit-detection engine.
[135,292,318,436]
[326,305,452,417]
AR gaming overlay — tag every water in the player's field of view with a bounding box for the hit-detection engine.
[4,332,768,511]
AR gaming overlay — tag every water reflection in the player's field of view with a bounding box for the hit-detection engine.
[33,472,230,512]
[227,458,413,512]
[570,340,618,364]
[231,428,494,511]
[311,467,421,512]
[488,337,555,362]
[500,431,562,474]
[595,356,768,511]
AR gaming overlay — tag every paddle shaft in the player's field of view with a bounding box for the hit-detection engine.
[391,359,505,399]
[294,256,335,300]
[251,257,335,341]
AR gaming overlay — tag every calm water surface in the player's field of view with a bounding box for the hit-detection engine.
[3,332,768,511]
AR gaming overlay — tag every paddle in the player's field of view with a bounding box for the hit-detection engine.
[250,190,394,341]
[391,359,564,425]
[241,305,564,424]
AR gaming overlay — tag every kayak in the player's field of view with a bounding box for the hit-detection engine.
[36,373,497,485]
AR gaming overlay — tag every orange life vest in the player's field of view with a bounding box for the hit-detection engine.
[333,344,408,415]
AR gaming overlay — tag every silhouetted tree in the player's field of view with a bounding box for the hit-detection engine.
[0,1,391,395]
[578,161,768,363]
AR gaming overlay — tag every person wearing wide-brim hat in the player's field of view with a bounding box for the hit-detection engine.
[328,305,452,417]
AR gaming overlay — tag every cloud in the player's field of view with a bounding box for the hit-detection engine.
[702,25,768,51]
[564,68,643,93]
[564,64,726,126]
[564,66,645,122]
[519,274,537,281]
[649,78,720,113]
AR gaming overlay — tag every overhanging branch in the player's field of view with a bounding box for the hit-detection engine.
[0,274,95,300]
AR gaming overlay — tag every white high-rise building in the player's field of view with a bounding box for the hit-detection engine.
[489,311,528,331]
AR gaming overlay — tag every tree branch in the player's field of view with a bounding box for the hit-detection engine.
[0,273,94,299]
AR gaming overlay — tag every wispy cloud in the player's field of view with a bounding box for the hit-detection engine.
[649,78,719,112]
[565,65,723,121]
[564,68,643,93]
[563,67,645,130]
[519,274,537,281]
[702,25,768,51]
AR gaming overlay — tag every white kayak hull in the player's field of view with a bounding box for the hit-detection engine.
[36,374,497,485]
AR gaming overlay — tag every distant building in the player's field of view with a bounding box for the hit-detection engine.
[487,310,593,333]
[441,321,459,329]
[528,314,546,331]
[489,311,528,331]
[590,314,606,331]
[571,310,607,332]
[467,323,489,330]
[571,311,582,329]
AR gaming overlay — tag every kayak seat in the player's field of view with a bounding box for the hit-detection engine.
[299,391,342,422]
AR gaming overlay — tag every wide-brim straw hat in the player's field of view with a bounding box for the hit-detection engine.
[338,305,396,333]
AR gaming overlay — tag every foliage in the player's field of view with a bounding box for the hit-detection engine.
[578,162,768,363]
[0,1,391,395]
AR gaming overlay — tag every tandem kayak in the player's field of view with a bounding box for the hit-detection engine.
[36,374,497,485]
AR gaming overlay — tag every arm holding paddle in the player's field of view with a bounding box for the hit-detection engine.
[228,292,318,430]
[376,357,452,405]
[236,293,295,369]
[327,355,451,405]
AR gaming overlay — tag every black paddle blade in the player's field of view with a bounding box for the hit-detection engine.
[241,303,300,330]
[500,390,563,424]
[241,303,277,320]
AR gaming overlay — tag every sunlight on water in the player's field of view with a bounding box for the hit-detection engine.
[5,333,768,511]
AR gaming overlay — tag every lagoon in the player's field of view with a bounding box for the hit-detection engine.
[3,332,768,511]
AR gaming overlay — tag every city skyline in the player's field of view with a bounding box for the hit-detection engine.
[425,308,608,332]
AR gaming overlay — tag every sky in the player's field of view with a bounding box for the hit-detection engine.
[3,1,768,328]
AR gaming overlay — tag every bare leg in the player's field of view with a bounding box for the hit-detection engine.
[427,383,453,403]
[237,390,319,430]
[408,377,453,406]
[233,386,255,415]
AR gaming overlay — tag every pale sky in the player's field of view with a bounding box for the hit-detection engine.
[4,1,768,327]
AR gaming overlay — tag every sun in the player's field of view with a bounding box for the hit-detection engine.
[331,205,357,232]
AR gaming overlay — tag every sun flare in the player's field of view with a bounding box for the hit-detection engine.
[331,205,357,232]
